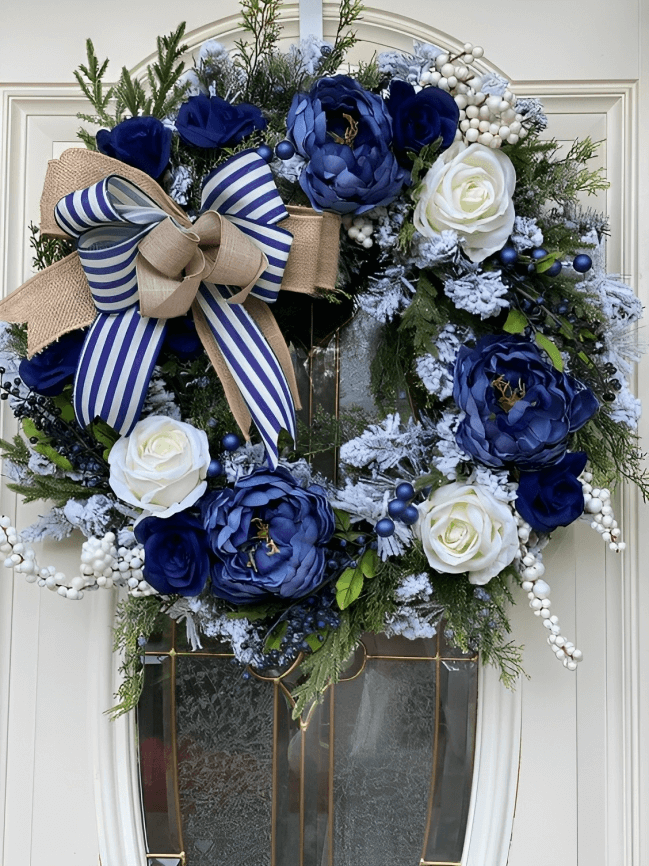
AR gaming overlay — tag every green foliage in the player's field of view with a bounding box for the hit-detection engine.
[317,0,365,74]
[572,411,649,499]
[157,355,240,451]
[74,38,115,128]
[7,475,103,507]
[0,434,30,467]
[335,549,378,609]
[109,597,165,719]
[399,272,449,354]
[384,544,524,688]
[28,223,74,271]
[75,23,189,142]
[509,134,608,221]
[235,0,284,98]
[292,406,372,462]
[352,58,382,91]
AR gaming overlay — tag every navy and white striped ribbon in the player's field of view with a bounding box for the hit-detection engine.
[201,151,293,304]
[53,151,296,465]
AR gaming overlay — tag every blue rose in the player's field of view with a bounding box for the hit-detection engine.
[515,451,587,533]
[386,80,460,166]
[135,511,209,596]
[453,335,598,469]
[201,466,335,604]
[19,329,86,396]
[96,116,172,178]
[175,94,267,149]
[287,75,408,214]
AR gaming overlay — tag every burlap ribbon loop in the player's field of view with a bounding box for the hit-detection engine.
[135,211,267,319]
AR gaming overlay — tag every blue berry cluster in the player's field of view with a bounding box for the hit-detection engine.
[376,482,419,538]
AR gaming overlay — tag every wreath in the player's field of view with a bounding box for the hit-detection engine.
[0,0,644,718]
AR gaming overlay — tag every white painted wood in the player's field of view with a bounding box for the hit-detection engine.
[1,5,646,866]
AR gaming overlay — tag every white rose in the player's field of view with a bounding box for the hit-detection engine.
[414,481,518,585]
[108,416,211,518]
[413,142,516,263]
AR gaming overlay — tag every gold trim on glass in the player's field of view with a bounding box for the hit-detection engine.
[421,655,442,861]
[146,853,186,864]
[169,623,184,858]
[140,627,477,864]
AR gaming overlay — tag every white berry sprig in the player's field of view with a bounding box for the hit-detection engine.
[419,43,529,149]
[515,513,583,671]
[0,516,156,599]
[580,469,626,552]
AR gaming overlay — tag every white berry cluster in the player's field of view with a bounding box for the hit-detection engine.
[419,43,528,149]
[0,516,156,600]
[342,214,374,248]
[514,513,583,670]
[581,471,626,552]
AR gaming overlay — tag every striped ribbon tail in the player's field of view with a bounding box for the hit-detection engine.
[201,151,293,304]
[57,175,168,434]
[73,307,167,434]
[196,283,297,467]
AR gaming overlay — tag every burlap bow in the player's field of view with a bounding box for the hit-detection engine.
[0,148,341,465]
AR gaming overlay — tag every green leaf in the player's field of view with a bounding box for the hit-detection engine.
[264,621,287,652]
[360,549,379,579]
[336,567,364,610]
[89,419,120,451]
[304,631,327,652]
[535,332,564,371]
[503,309,528,334]
[334,508,351,532]
[534,251,561,273]
[21,418,73,472]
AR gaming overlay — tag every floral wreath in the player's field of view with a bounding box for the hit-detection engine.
[0,0,644,718]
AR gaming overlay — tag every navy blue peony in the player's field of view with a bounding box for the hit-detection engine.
[135,511,209,597]
[96,116,172,178]
[175,94,267,149]
[453,335,598,469]
[515,451,588,533]
[201,466,335,604]
[287,75,408,214]
[386,79,460,166]
[19,329,86,396]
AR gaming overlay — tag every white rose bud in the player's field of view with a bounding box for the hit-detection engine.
[108,416,211,519]
[413,141,516,263]
[414,481,519,585]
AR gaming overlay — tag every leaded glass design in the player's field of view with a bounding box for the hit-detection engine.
[138,622,478,866]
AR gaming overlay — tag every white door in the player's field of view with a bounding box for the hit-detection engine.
[1,3,648,864]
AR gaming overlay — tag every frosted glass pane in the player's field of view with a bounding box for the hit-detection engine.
[175,658,275,866]
[138,657,181,854]
[424,660,478,862]
[332,659,437,865]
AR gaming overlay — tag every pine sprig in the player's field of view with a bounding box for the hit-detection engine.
[28,223,74,271]
[317,0,365,74]
[7,476,103,507]
[109,597,165,719]
[148,23,189,117]
[235,0,283,98]
[73,39,115,128]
